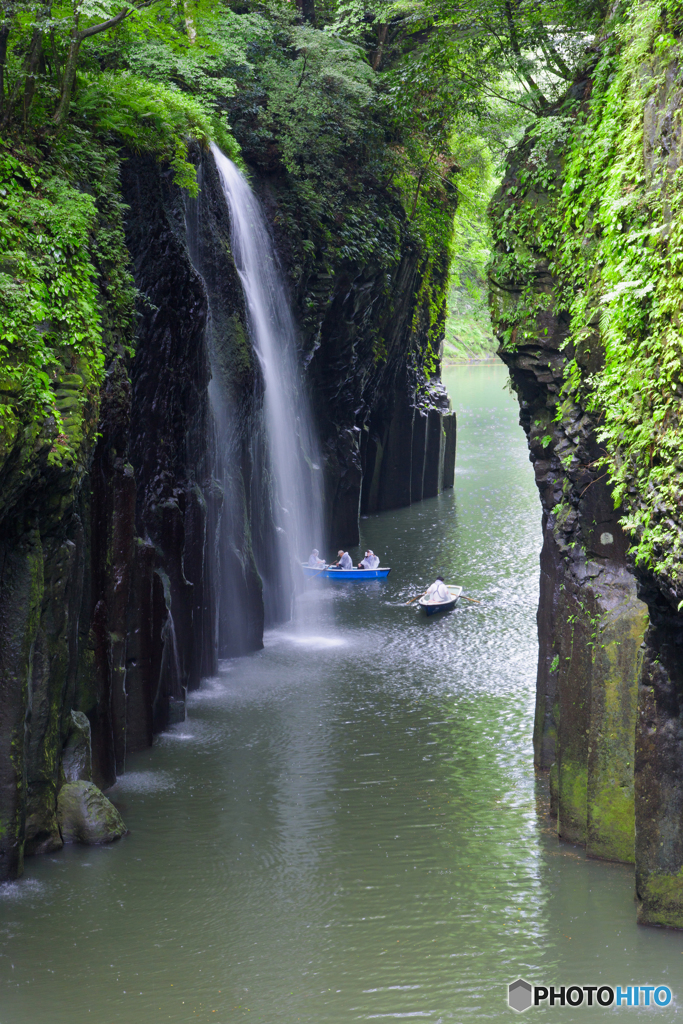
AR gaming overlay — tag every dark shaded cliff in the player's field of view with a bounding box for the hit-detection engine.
[0,134,456,880]
[490,2,683,928]
[241,151,457,548]
[0,147,259,876]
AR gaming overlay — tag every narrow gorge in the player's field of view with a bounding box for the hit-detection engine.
[8,2,683,1018]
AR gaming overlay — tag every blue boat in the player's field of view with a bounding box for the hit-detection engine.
[301,565,391,580]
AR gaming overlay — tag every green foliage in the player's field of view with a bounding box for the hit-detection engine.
[74,72,240,195]
[388,0,609,112]
[489,0,683,581]
[0,133,135,468]
[5,1,246,177]
[0,0,606,478]
[230,21,406,281]
[561,3,683,577]
[256,27,375,211]
[0,146,98,427]
[444,128,500,360]
[0,0,258,473]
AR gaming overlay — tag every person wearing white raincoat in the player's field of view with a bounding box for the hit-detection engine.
[307,549,325,568]
[425,577,450,603]
[336,550,353,570]
[358,550,380,570]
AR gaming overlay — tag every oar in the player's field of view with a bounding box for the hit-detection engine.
[406,591,482,606]
[309,563,329,575]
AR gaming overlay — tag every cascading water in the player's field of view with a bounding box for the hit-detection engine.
[210,144,324,625]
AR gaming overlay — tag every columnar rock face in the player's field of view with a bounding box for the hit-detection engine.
[490,10,683,927]
[494,311,648,865]
[247,165,457,549]
[0,144,456,881]
[306,261,456,544]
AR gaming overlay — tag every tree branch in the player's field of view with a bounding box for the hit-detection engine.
[78,6,131,41]
[537,30,573,80]
[504,0,548,108]
[53,2,160,126]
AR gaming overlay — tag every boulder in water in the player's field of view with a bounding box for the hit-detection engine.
[57,782,127,845]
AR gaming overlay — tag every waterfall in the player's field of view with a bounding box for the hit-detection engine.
[210,144,324,624]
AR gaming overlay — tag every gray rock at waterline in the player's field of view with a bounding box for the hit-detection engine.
[168,697,185,725]
[57,782,127,845]
[61,710,92,783]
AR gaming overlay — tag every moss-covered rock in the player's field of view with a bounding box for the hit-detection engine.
[489,0,683,923]
[57,781,126,845]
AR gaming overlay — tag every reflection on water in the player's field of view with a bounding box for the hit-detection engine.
[1,364,682,1023]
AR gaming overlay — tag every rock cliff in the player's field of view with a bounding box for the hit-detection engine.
[240,145,457,547]
[0,138,456,881]
[490,2,683,927]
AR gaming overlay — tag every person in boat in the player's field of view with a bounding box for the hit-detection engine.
[358,550,380,570]
[335,550,353,570]
[424,576,450,603]
[307,549,325,568]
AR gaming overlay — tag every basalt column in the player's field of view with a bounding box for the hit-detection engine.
[246,168,457,549]
[489,114,648,868]
[122,152,215,735]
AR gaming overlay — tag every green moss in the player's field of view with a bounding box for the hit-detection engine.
[0,132,137,479]
[588,783,635,863]
[227,313,253,380]
[549,760,559,819]
[558,758,588,843]
[638,867,683,928]
[587,598,647,863]
[490,1,683,582]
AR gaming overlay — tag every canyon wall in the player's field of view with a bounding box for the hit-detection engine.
[490,3,683,927]
[0,142,455,881]
[234,102,457,548]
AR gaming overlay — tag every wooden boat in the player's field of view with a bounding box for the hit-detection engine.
[418,584,462,615]
[301,564,391,580]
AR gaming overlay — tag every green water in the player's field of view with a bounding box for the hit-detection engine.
[1,364,682,1023]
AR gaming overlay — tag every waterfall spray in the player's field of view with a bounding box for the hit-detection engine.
[210,144,324,623]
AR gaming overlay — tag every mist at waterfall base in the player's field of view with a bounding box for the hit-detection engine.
[4,364,683,1023]
[210,144,324,627]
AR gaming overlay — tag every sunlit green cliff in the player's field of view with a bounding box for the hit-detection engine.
[490,0,683,928]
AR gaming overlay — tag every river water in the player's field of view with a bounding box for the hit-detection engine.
[2,364,683,1023]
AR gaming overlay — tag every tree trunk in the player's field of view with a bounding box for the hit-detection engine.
[504,0,547,109]
[49,28,60,87]
[184,1,196,42]
[296,0,315,25]
[53,32,81,127]
[4,23,43,126]
[0,24,10,112]
[371,24,388,71]
[53,7,131,127]
[22,26,43,123]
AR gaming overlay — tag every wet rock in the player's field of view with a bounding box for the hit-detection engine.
[61,711,92,784]
[0,135,458,880]
[167,697,185,725]
[57,781,127,845]
[489,86,648,868]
